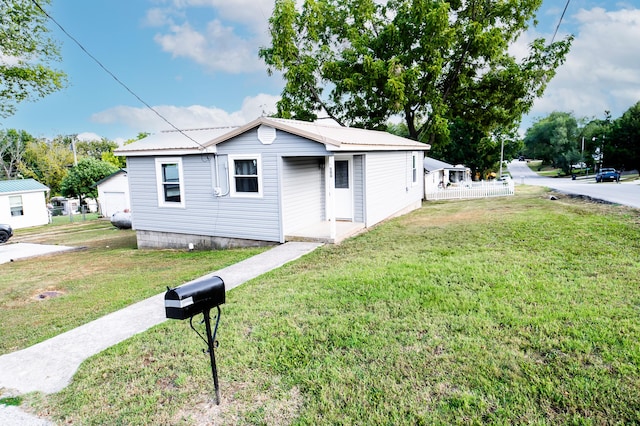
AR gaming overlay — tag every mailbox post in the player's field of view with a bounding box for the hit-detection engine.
[165,276,225,404]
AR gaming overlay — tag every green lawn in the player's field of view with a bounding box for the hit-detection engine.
[8,186,640,424]
[0,220,269,354]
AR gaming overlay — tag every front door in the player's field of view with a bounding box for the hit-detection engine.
[334,157,353,220]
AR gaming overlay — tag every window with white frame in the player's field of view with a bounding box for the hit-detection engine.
[155,158,185,207]
[9,195,23,216]
[412,152,418,185]
[229,155,262,197]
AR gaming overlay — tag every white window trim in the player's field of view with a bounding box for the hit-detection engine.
[228,154,263,198]
[411,152,419,186]
[9,195,23,216]
[155,157,185,208]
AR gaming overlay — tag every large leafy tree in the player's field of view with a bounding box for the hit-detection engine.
[60,157,118,206]
[609,103,640,171]
[0,128,33,178]
[19,136,74,195]
[523,111,580,174]
[0,0,67,118]
[75,138,119,160]
[260,0,572,151]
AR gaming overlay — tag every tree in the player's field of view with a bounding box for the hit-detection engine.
[260,0,572,152]
[75,138,118,160]
[609,104,640,171]
[0,128,33,178]
[19,137,74,195]
[0,0,67,119]
[523,112,579,174]
[60,157,118,207]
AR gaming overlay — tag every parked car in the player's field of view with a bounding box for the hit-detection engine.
[0,224,13,244]
[595,168,620,183]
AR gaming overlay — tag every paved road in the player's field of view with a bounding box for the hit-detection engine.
[507,160,640,208]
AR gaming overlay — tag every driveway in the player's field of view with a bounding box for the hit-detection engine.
[507,160,640,209]
[0,242,77,265]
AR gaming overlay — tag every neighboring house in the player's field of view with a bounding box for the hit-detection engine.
[0,179,50,229]
[115,117,430,248]
[424,157,514,201]
[95,169,130,218]
[423,157,472,193]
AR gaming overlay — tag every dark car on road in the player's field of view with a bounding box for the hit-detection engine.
[0,224,13,243]
[595,168,620,183]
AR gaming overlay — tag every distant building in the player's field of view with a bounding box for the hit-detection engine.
[95,169,130,218]
[0,179,50,229]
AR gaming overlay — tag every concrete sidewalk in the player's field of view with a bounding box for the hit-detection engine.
[0,242,322,396]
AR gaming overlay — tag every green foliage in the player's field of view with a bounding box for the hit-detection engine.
[0,396,23,406]
[609,103,640,170]
[101,150,126,168]
[60,157,118,201]
[260,0,572,152]
[0,0,67,118]
[19,137,74,195]
[523,111,580,173]
[75,138,118,160]
[0,128,33,178]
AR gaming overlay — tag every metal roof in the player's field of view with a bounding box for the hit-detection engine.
[115,117,430,156]
[423,157,468,172]
[205,117,431,152]
[0,179,49,194]
[115,127,237,156]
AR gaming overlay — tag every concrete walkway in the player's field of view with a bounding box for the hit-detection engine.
[0,242,322,423]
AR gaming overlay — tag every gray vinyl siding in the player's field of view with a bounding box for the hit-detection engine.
[353,155,365,223]
[128,128,331,243]
[364,151,424,227]
[281,157,324,234]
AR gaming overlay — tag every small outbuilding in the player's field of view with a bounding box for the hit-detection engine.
[0,179,50,229]
[115,117,430,248]
[95,169,130,218]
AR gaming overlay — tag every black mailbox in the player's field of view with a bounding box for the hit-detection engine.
[164,275,226,404]
[165,275,225,320]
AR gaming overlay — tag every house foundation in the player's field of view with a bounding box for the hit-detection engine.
[136,230,277,250]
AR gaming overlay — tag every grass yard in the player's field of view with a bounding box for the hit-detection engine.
[0,220,269,354]
[8,187,640,424]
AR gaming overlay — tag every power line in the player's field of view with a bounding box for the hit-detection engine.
[550,0,571,44]
[30,0,206,148]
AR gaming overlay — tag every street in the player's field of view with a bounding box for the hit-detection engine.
[507,160,640,209]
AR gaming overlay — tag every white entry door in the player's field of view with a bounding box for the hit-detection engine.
[334,157,353,220]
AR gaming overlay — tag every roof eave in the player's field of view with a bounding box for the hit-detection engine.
[326,144,431,152]
[115,146,217,157]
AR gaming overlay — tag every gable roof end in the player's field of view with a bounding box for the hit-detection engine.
[203,117,430,152]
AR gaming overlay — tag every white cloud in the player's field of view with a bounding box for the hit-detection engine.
[146,0,274,73]
[76,132,103,141]
[90,93,280,133]
[524,7,640,125]
[153,20,263,73]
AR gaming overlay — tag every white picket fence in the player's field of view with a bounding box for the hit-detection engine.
[425,180,515,201]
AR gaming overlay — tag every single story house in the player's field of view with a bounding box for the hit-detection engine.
[115,117,430,248]
[424,157,471,193]
[0,179,50,229]
[95,169,130,218]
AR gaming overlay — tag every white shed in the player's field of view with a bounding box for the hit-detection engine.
[96,169,130,217]
[0,179,50,229]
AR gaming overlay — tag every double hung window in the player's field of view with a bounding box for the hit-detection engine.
[156,158,185,207]
[229,155,262,197]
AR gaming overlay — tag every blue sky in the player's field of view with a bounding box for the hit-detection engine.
[2,0,639,143]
